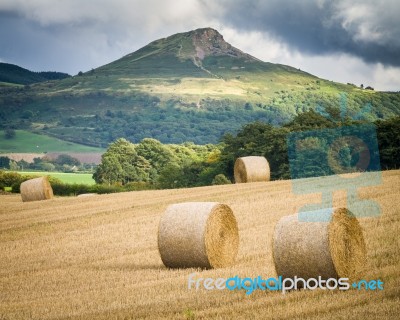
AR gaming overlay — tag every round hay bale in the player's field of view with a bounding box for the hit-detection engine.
[20,177,53,202]
[273,208,366,282]
[234,156,270,183]
[158,202,239,269]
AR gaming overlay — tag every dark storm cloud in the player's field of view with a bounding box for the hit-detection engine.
[206,0,400,66]
[0,0,399,90]
[0,9,152,74]
[0,0,205,74]
[0,12,76,73]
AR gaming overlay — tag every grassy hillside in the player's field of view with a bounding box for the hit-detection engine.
[0,28,399,145]
[0,62,70,85]
[0,170,398,319]
[0,130,104,153]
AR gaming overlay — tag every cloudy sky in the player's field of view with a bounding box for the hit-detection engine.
[0,0,399,91]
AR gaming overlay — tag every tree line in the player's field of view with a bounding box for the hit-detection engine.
[0,154,92,173]
[94,110,400,188]
[93,138,228,188]
[1,109,398,194]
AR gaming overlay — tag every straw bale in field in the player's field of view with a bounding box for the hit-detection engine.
[234,156,270,183]
[273,208,366,282]
[20,177,53,202]
[158,202,239,269]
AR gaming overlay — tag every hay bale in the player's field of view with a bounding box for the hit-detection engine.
[20,177,53,202]
[158,202,239,269]
[273,208,366,282]
[234,156,270,183]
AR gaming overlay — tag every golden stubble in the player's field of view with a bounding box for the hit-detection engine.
[0,170,399,319]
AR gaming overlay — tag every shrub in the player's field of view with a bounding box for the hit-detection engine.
[0,171,152,196]
[0,171,35,192]
[47,177,92,196]
[124,181,155,191]
[10,181,22,193]
[212,174,232,185]
[89,184,122,194]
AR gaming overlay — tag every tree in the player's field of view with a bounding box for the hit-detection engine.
[9,160,19,171]
[220,121,290,180]
[31,157,44,170]
[135,138,177,180]
[376,116,400,170]
[0,156,11,169]
[285,109,335,131]
[17,160,29,171]
[4,128,16,139]
[157,163,182,189]
[21,110,34,119]
[244,102,253,110]
[0,171,24,190]
[55,154,81,166]
[94,155,123,185]
[157,160,206,188]
[41,162,56,172]
[93,138,151,185]
[212,174,231,185]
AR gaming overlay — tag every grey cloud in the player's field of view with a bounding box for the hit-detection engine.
[0,0,206,74]
[0,0,399,91]
[0,12,124,74]
[205,0,400,66]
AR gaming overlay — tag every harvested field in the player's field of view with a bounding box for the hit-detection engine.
[0,170,399,319]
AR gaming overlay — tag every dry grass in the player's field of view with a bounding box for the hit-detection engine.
[134,78,248,97]
[0,153,45,164]
[0,170,399,319]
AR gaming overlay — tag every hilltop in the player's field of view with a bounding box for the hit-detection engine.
[0,28,399,147]
[95,27,292,77]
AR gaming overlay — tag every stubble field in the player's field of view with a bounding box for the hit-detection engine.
[0,170,399,319]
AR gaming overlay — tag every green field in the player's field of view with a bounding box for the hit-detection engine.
[17,171,95,185]
[0,81,23,87]
[0,130,104,153]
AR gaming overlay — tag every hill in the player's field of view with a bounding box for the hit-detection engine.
[0,28,399,146]
[0,62,70,85]
[0,130,103,153]
[0,170,399,319]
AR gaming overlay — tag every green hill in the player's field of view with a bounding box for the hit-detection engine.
[0,130,103,153]
[0,63,70,85]
[0,28,399,146]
